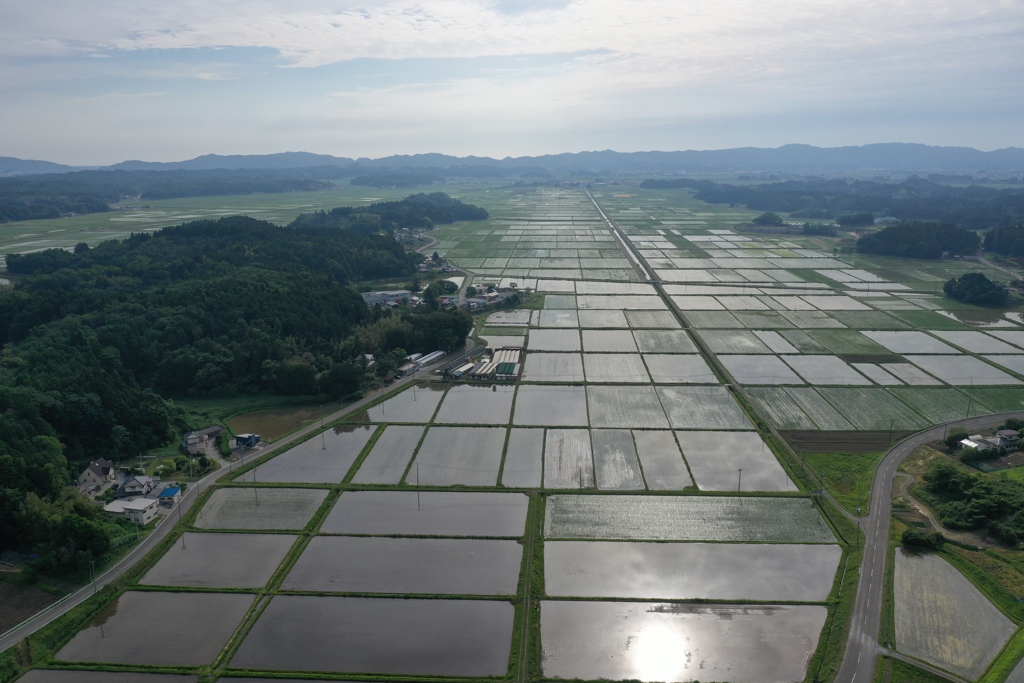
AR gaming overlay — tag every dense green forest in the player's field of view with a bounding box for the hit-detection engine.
[0,167,353,222]
[855,220,980,259]
[984,223,1024,258]
[0,193,479,571]
[639,177,1024,229]
[943,272,1009,306]
[921,461,1024,546]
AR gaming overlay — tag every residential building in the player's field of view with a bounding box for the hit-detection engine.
[123,498,160,525]
[181,426,223,454]
[77,458,116,488]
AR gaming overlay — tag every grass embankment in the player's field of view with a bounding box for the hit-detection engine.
[802,451,884,515]
[981,628,1024,683]
[873,657,956,683]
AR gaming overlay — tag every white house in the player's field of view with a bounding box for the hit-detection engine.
[123,498,159,525]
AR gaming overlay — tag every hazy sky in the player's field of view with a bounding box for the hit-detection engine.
[2,0,1022,164]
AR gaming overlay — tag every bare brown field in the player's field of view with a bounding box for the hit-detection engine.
[782,430,913,453]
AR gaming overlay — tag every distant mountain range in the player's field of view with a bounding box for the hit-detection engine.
[4,143,1024,176]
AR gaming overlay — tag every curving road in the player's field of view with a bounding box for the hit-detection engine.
[836,410,1024,683]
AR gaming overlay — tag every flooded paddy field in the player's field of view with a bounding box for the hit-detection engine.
[540,600,827,683]
[895,548,1016,680]
[588,385,670,428]
[537,310,580,329]
[989,354,1024,376]
[432,383,515,424]
[321,491,529,537]
[282,537,522,595]
[678,431,796,492]
[591,429,646,490]
[545,429,596,488]
[545,541,841,601]
[195,487,327,530]
[141,532,296,588]
[633,430,693,488]
[584,353,650,382]
[863,330,960,354]
[408,426,506,486]
[719,354,803,385]
[582,329,639,352]
[578,309,629,327]
[232,596,513,676]
[351,424,423,484]
[633,329,695,352]
[643,353,716,384]
[656,386,753,430]
[15,673,198,683]
[502,427,544,486]
[358,383,445,423]
[780,354,872,385]
[545,495,835,542]
[248,424,375,483]
[697,329,772,354]
[57,591,254,666]
[513,384,589,426]
[527,328,581,351]
[523,352,585,382]
[626,310,683,329]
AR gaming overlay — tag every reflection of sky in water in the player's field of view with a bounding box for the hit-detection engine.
[937,309,1018,327]
[541,601,827,683]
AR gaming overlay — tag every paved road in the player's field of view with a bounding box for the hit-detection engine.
[836,410,1024,683]
[976,249,1021,281]
[0,347,470,655]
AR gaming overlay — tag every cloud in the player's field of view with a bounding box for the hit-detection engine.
[0,0,1021,162]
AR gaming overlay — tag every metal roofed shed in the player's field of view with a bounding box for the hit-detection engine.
[495,362,521,381]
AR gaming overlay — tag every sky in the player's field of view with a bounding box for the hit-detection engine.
[1,0,1023,165]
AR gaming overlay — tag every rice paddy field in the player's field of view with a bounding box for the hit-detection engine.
[894,549,1017,680]
[38,183,1024,683]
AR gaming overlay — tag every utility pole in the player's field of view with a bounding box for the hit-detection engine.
[90,560,97,595]
[737,468,743,492]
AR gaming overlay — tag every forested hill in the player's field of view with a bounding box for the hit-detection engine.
[0,195,479,570]
[856,220,980,259]
[0,168,345,223]
[640,177,1024,230]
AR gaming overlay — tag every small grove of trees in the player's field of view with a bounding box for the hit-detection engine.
[943,272,1009,306]
[752,212,784,226]
[920,460,1024,546]
[901,528,946,549]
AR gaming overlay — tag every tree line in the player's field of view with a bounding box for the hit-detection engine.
[640,176,1024,230]
[0,167,356,223]
[0,194,480,572]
